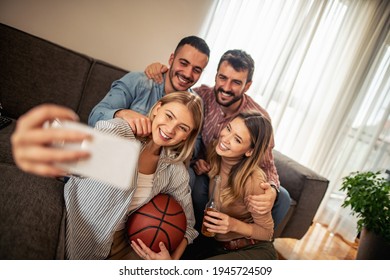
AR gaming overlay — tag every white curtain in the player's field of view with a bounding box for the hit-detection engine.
[198,0,390,243]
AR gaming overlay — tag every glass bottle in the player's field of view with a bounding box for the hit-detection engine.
[201,175,221,237]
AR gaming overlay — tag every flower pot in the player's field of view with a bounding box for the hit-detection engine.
[356,227,390,259]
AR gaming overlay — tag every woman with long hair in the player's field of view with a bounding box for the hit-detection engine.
[12,91,203,260]
[202,111,277,259]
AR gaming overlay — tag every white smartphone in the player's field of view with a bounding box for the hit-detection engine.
[50,120,141,190]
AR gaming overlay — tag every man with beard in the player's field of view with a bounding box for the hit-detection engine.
[192,50,290,232]
[88,36,210,137]
[145,50,291,233]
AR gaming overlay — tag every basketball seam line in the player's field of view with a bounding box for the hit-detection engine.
[151,195,170,251]
[134,211,186,234]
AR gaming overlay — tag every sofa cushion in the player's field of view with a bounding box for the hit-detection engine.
[0,23,92,119]
[0,163,65,259]
[77,60,128,124]
[0,120,16,164]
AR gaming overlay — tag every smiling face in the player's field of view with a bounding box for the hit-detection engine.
[216,117,254,158]
[214,61,252,108]
[151,101,194,147]
[165,44,209,92]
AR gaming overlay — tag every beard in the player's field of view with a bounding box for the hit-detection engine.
[214,87,243,107]
[168,68,193,91]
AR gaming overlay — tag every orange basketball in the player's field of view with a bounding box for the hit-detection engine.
[126,193,187,253]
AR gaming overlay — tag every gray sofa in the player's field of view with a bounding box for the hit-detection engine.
[0,23,329,259]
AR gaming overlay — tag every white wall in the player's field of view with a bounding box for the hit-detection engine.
[0,0,216,71]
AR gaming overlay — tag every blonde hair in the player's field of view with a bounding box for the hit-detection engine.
[148,91,203,163]
[208,111,273,205]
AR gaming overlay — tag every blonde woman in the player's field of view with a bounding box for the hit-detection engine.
[12,91,203,260]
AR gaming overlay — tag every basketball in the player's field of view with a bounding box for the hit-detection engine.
[126,193,187,253]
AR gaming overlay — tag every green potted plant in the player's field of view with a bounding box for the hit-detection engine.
[341,170,390,259]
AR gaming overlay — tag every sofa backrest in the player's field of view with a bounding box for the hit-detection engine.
[0,23,129,123]
[77,60,127,123]
[0,23,93,119]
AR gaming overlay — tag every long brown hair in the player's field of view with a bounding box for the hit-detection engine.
[208,111,273,205]
[148,91,203,163]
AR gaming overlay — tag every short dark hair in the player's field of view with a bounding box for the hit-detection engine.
[174,36,210,58]
[217,50,255,83]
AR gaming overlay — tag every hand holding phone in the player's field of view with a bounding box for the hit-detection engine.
[52,120,141,190]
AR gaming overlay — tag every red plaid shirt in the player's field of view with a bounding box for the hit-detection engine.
[194,84,280,187]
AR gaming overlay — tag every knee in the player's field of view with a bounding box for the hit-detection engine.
[272,186,291,228]
[191,174,210,206]
[276,186,291,211]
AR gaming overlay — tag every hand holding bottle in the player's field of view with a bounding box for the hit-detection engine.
[201,175,221,237]
[201,210,234,235]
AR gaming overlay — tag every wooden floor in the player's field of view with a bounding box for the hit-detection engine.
[274,223,358,260]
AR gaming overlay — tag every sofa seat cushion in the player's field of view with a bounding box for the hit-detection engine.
[0,164,65,259]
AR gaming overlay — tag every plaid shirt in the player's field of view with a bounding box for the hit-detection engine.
[194,84,280,187]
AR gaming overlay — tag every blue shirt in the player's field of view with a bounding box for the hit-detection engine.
[88,72,165,127]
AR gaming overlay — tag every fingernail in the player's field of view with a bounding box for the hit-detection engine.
[71,112,80,121]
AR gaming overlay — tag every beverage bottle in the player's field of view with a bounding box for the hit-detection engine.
[201,175,221,237]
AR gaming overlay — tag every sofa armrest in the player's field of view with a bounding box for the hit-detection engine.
[273,150,329,239]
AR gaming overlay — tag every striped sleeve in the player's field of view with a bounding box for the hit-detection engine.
[64,118,138,259]
[165,163,198,243]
